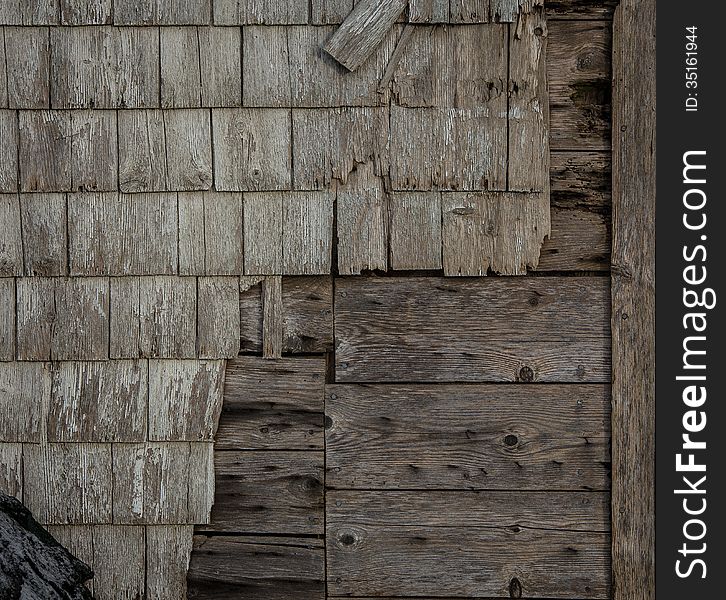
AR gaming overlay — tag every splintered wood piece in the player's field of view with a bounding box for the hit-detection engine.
[0,279,15,360]
[0,363,50,443]
[0,111,18,192]
[509,6,549,192]
[323,0,407,72]
[47,361,148,443]
[20,193,68,276]
[216,356,326,450]
[199,26,242,106]
[23,443,113,524]
[262,276,283,358]
[282,192,335,275]
[0,194,22,276]
[442,191,550,275]
[335,276,611,383]
[388,192,443,271]
[207,451,324,534]
[326,383,610,490]
[4,27,50,109]
[146,525,194,600]
[70,110,118,191]
[212,108,291,191]
[19,111,72,192]
[213,0,308,25]
[197,278,241,358]
[0,444,23,500]
[148,360,225,441]
[112,442,214,524]
[336,162,388,274]
[161,27,202,108]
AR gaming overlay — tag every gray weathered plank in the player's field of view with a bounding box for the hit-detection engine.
[327,522,609,598]
[207,451,324,534]
[4,27,50,109]
[216,356,326,450]
[282,191,334,275]
[0,29,5,107]
[336,163,388,274]
[51,26,159,109]
[197,278,241,358]
[212,108,291,191]
[0,279,15,360]
[19,110,72,192]
[114,0,211,25]
[388,192,442,271]
[241,25,292,107]
[239,277,334,354]
[108,277,141,358]
[243,192,283,274]
[20,193,67,276]
[161,27,202,108]
[59,0,111,24]
[113,442,214,524]
[0,444,22,499]
[47,360,148,442]
[441,191,550,275]
[163,109,214,191]
[326,383,610,490]
[335,276,611,383]
[0,194,22,276]
[23,443,113,524]
[213,0,308,25]
[199,26,242,107]
[311,0,355,24]
[16,277,110,361]
[68,192,178,276]
[0,1,59,25]
[0,362,50,442]
[262,276,283,358]
[146,525,195,600]
[508,7,549,192]
[70,110,118,191]
[118,110,167,192]
[323,0,407,71]
[0,111,18,192]
[148,360,225,441]
[188,535,325,600]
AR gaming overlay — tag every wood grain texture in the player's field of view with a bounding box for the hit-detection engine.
[148,360,225,441]
[47,360,147,442]
[118,110,168,192]
[0,1,59,25]
[0,443,23,499]
[161,27,203,108]
[114,0,211,25]
[23,443,113,524]
[70,110,118,191]
[216,356,326,450]
[282,192,335,275]
[0,362,50,442]
[539,207,610,272]
[335,276,611,383]
[188,535,325,599]
[213,0,308,25]
[0,29,5,107]
[243,192,283,274]
[199,26,242,107]
[197,278,241,358]
[19,110,72,192]
[323,0,407,71]
[0,111,18,192]
[0,194,22,276]
[4,26,50,109]
[59,0,111,24]
[546,0,618,20]
[262,276,283,358]
[611,1,655,599]
[206,451,324,534]
[163,109,214,191]
[327,384,610,490]
[311,0,356,25]
[112,442,214,524]
[388,192,443,271]
[20,193,68,276]
[408,0,449,23]
[239,276,334,354]
[146,525,194,600]
[212,108,291,191]
[68,192,178,276]
[0,279,15,360]
[51,26,159,109]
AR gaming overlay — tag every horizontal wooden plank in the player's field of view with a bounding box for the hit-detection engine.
[207,451,324,534]
[328,490,610,531]
[551,151,611,211]
[216,357,326,450]
[538,207,610,272]
[546,0,618,20]
[334,277,611,382]
[326,384,610,490]
[188,535,325,599]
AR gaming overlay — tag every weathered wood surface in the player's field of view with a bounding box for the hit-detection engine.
[389,193,443,271]
[262,276,284,358]
[20,193,68,276]
[282,192,335,274]
[146,525,195,600]
[0,444,23,499]
[0,362,49,443]
[611,0,656,599]
[0,195,22,276]
[199,26,242,106]
[327,384,610,490]
[213,0,309,25]
[546,0,619,20]
[0,280,15,360]
[19,111,72,192]
[409,0,544,24]
[0,111,18,192]
[188,535,325,599]
[324,0,407,71]
[161,27,203,108]
[4,26,50,109]
[113,0,211,25]
[335,277,611,382]
[197,278,241,358]
[206,451,324,534]
[216,357,326,450]
[0,493,94,600]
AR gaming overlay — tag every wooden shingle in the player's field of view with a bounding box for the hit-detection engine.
[408,0,449,22]
[389,192,443,271]
[243,193,283,275]
[213,0,307,25]
[161,27,203,108]
[199,26,242,107]
[0,362,51,443]
[47,361,148,442]
[0,194,22,276]
[19,110,72,192]
[70,110,118,191]
[24,443,113,524]
[162,109,214,191]
[282,192,334,275]
[197,278,241,358]
[311,0,355,24]
[0,29,5,107]
[20,193,68,276]
[0,111,18,192]
[114,0,211,25]
[59,0,112,24]
[0,443,23,500]
[148,360,225,441]
[0,2,59,25]
[0,279,15,360]
[146,526,195,600]
[4,27,50,109]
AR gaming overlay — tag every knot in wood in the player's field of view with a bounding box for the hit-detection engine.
[504,434,519,447]
[518,366,534,382]
[509,576,523,598]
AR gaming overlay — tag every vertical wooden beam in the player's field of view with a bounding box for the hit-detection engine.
[611,0,656,598]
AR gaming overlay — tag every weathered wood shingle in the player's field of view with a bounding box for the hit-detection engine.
[114,0,211,25]
[0,279,15,360]
[20,193,68,276]
[0,362,51,442]
[213,0,307,25]
[0,194,22,276]
[4,27,50,109]
[0,111,18,192]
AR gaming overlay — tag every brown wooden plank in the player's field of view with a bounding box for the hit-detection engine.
[147,360,225,442]
[146,525,195,600]
[197,278,241,358]
[161,27,203,108]
[546,0,618,20]
[20,193,68,276]
[213,0,308,25]
[48,360,147,442]
[335,276,611,383]
[19,110,72,192]
[243,192,283,274]
[206,450,324,534]
[0,362,50,442]
[326,384,610,490]
[4,26,50,109]
[0,111,18,192]
[611,1,655,599]
[187,535,325,599]
[0,279,15,360]
[216,356,326,450]
[539,207,610,272]
[551,150,611,211]
[0,194,22,276]
[199,25,242,107]
[0,29,6,107]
